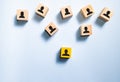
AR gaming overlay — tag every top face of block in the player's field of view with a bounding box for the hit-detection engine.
[35,3,49,17]
[45,22,58,36]
[80,24,92,36]
[99,7,113,22]
[60,5,73,19]
[81,4,94,18]
[60,47,72,59]
[17,9,28,21]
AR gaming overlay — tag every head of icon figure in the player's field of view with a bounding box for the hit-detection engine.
[85,27,87,31]
[65,8,70,15]
[107,11,110,14]
[49,26,53,30]
[64,49,68,54]
[41,6,44,10]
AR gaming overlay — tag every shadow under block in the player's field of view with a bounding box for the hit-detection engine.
[60,47,72,59]
[17,9,28,21]
[60,5,73,19]
[45,22,58,36]
[80,4,94,18]
[35,3,49,18]
[99,7,113,22]
[80,24,92,36]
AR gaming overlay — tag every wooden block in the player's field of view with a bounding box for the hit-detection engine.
[16,9,28,21]
[80,4,94,18]
[60,5,73,19]
[35,3,49,18]
[45,22,58,36]
[80,24,92,36]
[99,7,113,22]
[60,47,72,59]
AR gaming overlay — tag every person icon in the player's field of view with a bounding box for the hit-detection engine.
[19,11,25,18]
[86,8,93,15]
[65,8,70,15]
[63,49,69,56]
[49,26,56,33]
[103,11,110,18]
[38,6,44,13]
[83,27,89,33]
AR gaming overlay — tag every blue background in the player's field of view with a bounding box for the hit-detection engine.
[0,0,120,82]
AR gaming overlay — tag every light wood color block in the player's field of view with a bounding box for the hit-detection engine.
[99,7,113,22]
[17,9,28,21]
[80,24,92,36]
[60,47,72,59]
[35,3,49,18]
[80,4,94,18]
[60,5,73,19]
[45,22,58,36]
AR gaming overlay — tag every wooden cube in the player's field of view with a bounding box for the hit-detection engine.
[45,22,58,36]
[80,4,94,18]
[80,24,92,36]
[99,7,113,22]
[60,47,72,59]
[35,3,49,18]
[60,5,73,19]
[16,9,28,21]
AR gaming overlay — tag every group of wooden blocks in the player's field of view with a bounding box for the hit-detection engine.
[16,3,113,37]
[16,3,113,59]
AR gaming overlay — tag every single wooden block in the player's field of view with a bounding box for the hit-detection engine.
[35,3,49,18]
[80,4,94,18]
[99,7,113,22]
[60,47,72,59]
[80,24,92,36]
[45,22,58,36]
[60,5,73,19]
[17,9,28,21]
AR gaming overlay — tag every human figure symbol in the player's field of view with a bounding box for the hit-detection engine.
[103,11,110,18]
[19,11,25,18]
[38,6,44,13]
[86,8,93,15]
[65,8,70,15]
[49,26,56,33]
[63,49,69,56]
[83,27,89,33]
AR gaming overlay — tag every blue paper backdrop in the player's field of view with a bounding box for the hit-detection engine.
[0,0,120,82]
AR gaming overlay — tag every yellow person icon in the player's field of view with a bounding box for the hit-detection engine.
[60,47,72,59]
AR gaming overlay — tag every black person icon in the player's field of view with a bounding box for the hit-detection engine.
[19,11,25,18]
[86,8,93,15]
[49,26,56,33]
[83,27,89,33]
[103,11,110,18]
[38,6,44,13]
[65,8,70,15]
[63,49,69,56]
